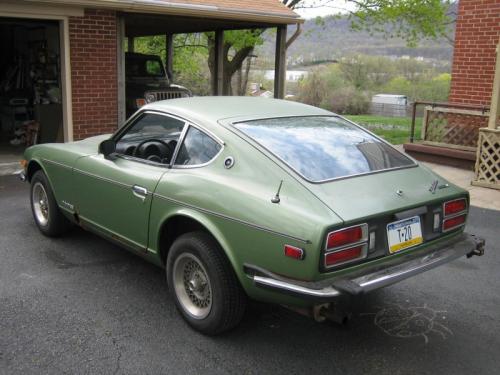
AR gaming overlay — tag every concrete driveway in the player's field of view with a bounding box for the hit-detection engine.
[1,175,499,375]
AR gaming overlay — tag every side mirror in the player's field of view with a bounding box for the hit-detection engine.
[99,139,116,158]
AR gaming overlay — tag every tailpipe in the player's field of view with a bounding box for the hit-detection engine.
[284,303,351,325]
[467,234,485,258]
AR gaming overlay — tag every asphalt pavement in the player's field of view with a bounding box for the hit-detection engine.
[1,174,499,375]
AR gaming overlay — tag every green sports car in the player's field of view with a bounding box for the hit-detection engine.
[21,97,485,334]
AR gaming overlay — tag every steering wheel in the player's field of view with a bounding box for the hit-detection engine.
[133,138,175,163]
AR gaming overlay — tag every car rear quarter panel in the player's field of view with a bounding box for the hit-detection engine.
[148,129,342,300]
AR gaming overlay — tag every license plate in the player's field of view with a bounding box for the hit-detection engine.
[387,216,423,254]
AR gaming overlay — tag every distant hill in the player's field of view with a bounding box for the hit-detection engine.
[254,14,454,69]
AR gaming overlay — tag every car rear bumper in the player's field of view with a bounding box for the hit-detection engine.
[246,232,485,302]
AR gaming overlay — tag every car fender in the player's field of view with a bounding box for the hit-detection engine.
[153,206,242,279]
[26,157,54,188]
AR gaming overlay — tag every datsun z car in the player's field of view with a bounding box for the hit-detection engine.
[21,97,485,334]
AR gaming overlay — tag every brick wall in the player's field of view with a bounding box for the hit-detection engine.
[69,9,118,140]
[449,0,500,106]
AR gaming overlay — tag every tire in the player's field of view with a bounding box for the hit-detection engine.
[30,170,71,237]
[166,231,246,335]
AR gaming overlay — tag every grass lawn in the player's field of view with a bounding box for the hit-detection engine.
[344,115,422,145]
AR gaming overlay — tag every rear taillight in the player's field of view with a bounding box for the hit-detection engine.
[442,198,468,232]
[443,214,467,232]
[327,225,364,248]
[324,224,368,268]
[443,198,467,216]
[325,245,365,267]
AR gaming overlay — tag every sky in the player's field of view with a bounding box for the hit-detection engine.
[292,0,356,19]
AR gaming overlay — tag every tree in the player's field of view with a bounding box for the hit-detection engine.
[206,30,264,95]
[207,0,455,95]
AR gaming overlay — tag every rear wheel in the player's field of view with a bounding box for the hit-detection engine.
[166,231,246,335]
[30,170,71,237]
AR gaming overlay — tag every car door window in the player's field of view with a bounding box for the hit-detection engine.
[116,113,186,164]
[174,126,222,166]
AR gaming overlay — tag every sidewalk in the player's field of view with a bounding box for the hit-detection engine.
[394,145,500,210]
[0,144,24,176]
[421,161,500,210]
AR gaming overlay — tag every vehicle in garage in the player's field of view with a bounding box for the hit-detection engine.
[20,97,485,334]
[125,52,191,117]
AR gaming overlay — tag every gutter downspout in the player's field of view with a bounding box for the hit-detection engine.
[286,23,302,50]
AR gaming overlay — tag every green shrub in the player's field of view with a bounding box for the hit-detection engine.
[321,86,370,115]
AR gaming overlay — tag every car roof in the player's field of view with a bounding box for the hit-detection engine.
[141,96,332,124]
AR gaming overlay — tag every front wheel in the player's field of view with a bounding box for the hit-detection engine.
[30,170,71,237]
[166,232,246,335]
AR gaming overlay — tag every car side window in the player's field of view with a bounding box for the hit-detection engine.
[120,113,184,141]
[115,113,186,164]
[174,126,222,166]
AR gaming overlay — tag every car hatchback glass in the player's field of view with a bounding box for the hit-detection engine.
[234,116,415,182]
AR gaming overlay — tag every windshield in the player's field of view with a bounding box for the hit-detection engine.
[234,116,415,182]
[126,57,165,78]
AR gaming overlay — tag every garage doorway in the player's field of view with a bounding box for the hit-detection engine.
[0,17,63,173]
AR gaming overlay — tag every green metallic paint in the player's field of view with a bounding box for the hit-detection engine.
[23,97,469,307]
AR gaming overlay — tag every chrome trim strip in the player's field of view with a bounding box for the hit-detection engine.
[42,158,72,170]
[72,168,134,190]
[58,204,75,214]
[169,122,190,167]
[153,193,310,244]
[252,233,482,300]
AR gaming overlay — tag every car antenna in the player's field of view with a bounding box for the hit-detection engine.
[271,180,283,204]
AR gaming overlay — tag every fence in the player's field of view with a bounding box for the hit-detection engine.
[370,102,423,118]
[420,106,489,151]
[409,102,490,146]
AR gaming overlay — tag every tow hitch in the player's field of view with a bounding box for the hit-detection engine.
[467,234,485,258]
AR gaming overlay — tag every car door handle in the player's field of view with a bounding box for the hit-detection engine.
[132,185,148,201]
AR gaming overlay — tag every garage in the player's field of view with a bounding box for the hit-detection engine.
[0,0,300,176]
[0,17,64,163]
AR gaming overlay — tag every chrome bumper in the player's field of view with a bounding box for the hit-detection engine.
[248,233,485,301]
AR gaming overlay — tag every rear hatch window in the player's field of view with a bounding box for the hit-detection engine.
[234,116,415,182]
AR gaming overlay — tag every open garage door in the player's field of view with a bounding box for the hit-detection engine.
[0,17,64,174]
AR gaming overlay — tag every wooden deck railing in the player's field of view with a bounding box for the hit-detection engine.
[409,102,490,149]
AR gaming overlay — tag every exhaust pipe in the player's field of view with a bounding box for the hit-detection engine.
[467,235,485,258]
[284,303,351,325]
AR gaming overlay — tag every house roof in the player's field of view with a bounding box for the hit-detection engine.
[20,0,302,25]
